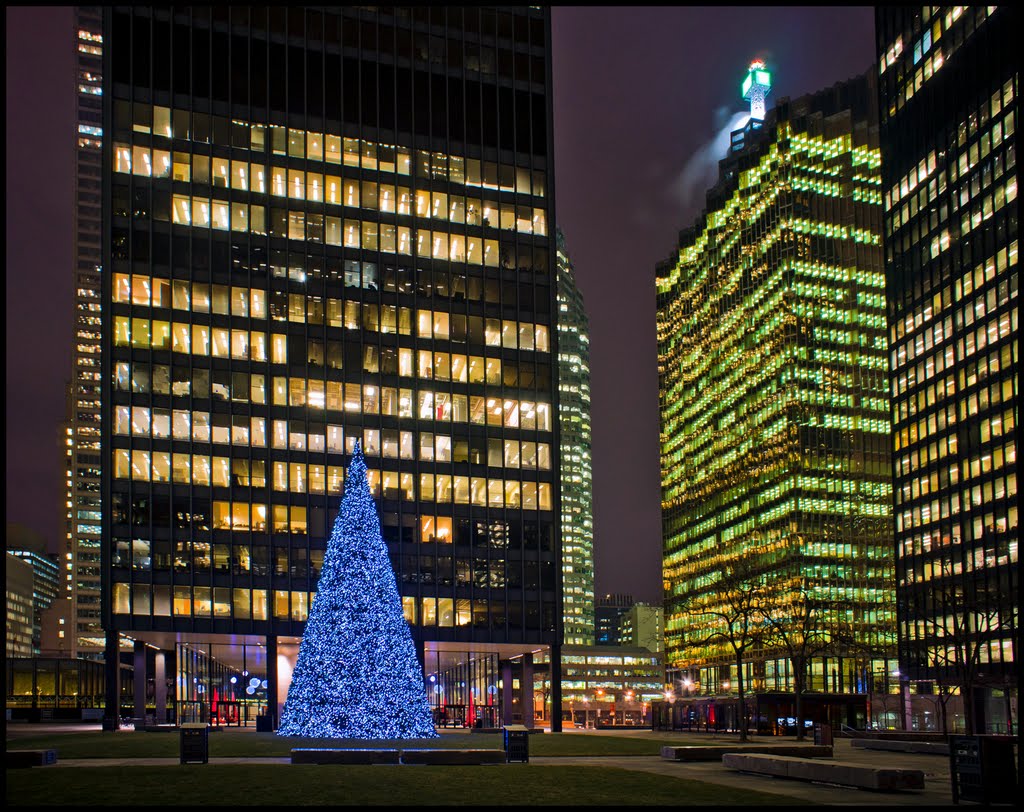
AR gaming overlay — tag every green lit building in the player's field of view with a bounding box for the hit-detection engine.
[656,68,897,702]
[556,230,595,645]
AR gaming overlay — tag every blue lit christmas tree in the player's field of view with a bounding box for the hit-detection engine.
[277,443,437,739]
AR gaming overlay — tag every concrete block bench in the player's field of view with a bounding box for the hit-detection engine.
[290,748,506,765]
[851,738,949,755]
[291,748,400,764]
[722,753,925,791]
[400,749,506,765]
[661,744,833,761]
[7,750,58,768]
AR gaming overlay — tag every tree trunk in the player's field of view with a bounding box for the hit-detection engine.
[962,683,974,735]
[736,652,747,741]
[793,656,806,741]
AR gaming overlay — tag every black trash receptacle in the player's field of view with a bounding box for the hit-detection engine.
[950,735,1018,804]
[256,714,273,732]
[503,724,529,763]
[180,723,209,764]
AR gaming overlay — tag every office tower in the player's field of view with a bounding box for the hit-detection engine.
[101,7,560,729]
[657,69,896,697]
[875,6,1018,734]
[64,6,106,660]
[556,229,595,645]
[595,593,634,646]
[618,602,664,653]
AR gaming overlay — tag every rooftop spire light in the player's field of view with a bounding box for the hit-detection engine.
[742,60,772,121]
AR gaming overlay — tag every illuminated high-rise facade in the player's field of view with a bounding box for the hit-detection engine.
[101,6,561,730]
[657,71,896,694]
[876,6,1018,733]
[555,230,594,645]
[64,6,106,660]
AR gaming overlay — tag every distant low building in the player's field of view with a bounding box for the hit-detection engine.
[594,593,634,646]
[6,554,35,657]
[6,527,60,654]
[618,603,664,653]
[40,597,76,658]
[534,644,665,728]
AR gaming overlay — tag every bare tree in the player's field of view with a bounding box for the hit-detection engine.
[679,553,768,741]
[832,605,899,730]
[901,543,1017,735]
[759,578,836,741]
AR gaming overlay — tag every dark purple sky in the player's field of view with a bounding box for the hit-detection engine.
[5,7,876,604]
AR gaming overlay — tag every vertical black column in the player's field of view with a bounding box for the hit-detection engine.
[266,634,278,729]
[103,630,119,730]
[133,640,148,726]
[549,642,562,732]
[500,659,514,725]
[521,653,534,729]
[154,650,168,724]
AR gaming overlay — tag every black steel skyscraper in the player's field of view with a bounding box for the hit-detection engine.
[101,7,561,730]
[876,5,1018,734]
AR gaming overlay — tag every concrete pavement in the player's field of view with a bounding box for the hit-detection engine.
[531,738,956,807]
[9,725,960,806]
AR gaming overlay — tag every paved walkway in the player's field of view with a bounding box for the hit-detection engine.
[13,727,959,806]
[532,739,955,807]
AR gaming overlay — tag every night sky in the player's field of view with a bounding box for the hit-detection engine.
[4,7,876,605]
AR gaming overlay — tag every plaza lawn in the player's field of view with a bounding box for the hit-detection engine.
[5,764,806,807]
[4,729,735,760]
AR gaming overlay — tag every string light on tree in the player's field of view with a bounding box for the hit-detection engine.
[277,442,438,739]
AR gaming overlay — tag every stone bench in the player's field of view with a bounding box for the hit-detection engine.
[290,748,506,765]
[661,744,833,762]
[851,738,949,755]
[722,753,925,791]
[400,749,506,765]
[7,750,58,769]
[291,748,401,764]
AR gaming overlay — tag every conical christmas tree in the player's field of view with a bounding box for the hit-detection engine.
[277,443,438,738]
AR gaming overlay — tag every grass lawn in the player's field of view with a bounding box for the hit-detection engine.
[5,729,731,759]
[5,764,806,807]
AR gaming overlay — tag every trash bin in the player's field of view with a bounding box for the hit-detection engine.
[813,723,833,746]
[503,724,529,763]
[950,735,1018,804]
[180,723,209,764]
[255,714,273,732]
